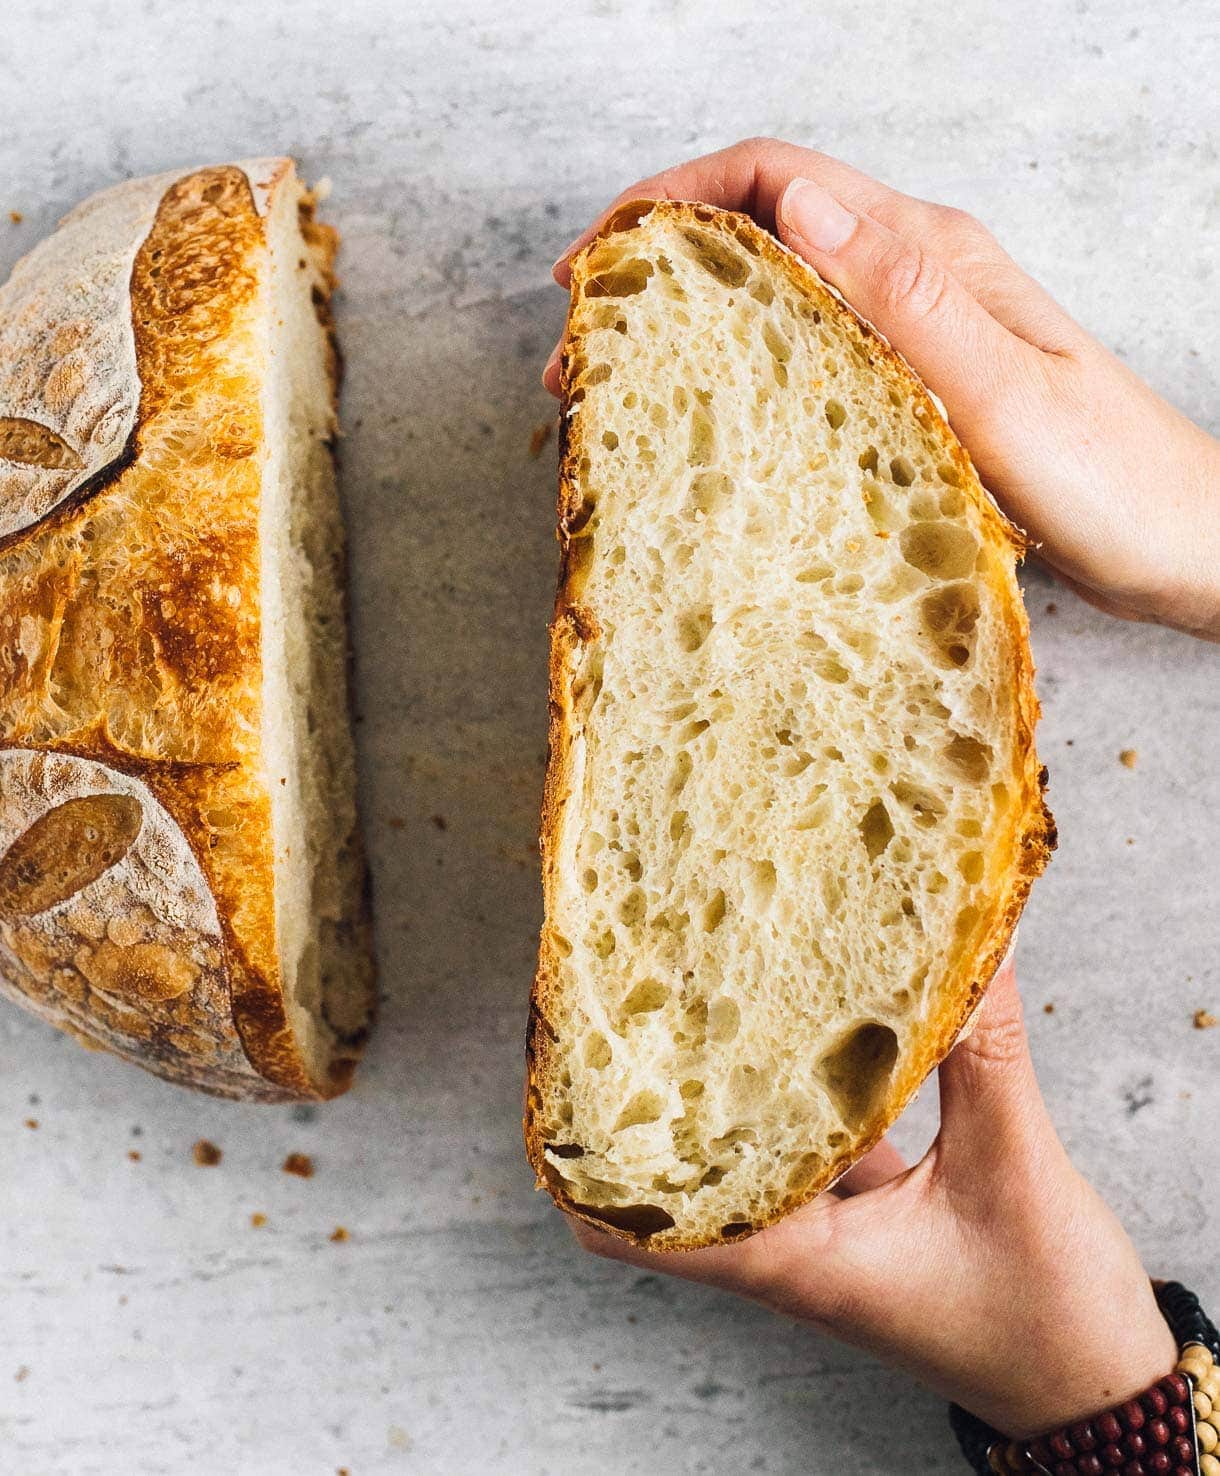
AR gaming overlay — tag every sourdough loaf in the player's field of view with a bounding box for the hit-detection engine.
[526,200,1053,1248]
[0,160,371,1099]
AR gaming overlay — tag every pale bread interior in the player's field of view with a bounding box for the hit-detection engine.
[537,209,1031,1244]
[260,176,366,1083]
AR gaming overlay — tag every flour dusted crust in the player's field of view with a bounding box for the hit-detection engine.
[0,161,371,1100]
[526,201,1054,1248]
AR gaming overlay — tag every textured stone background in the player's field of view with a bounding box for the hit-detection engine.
[0,2,1217,1472]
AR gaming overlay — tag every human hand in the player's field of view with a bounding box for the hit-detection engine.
[545,138,1220,641]
[568,961,1175,1439]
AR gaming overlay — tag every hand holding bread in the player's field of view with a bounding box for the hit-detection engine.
[543,136,1219,1438]
[548,137,1220,641]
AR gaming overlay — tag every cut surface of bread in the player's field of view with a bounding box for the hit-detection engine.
[0,160,372,1099]
[526,201,1053,1248]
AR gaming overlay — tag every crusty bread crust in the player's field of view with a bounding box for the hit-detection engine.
[0,162,372,1100]
[525,200,1054,1249]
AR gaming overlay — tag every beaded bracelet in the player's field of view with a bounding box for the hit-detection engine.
[951,1282,1220,1476]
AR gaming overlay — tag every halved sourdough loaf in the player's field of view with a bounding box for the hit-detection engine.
[0,160,372,1099]
[526,200,1053,1248]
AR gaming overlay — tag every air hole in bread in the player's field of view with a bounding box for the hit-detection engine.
[601,430,619,450]
[614,1090,664,1131]
[687,407,716,465]
[900,521,978,580]
[796,562,833,584]
[621,978,670,1017]
[825,399,847,430]
[688,470,733,518]
[584,1031,612,1068]
[708,995,740,1043]
[702,889,727,932]
[859,799,895,863]
[944,733,993,782]
[920,583,980,666]
[679,228,751,287]
[817,1022,900,1128]
[575,1201,677,1237]
[721,1220,753,1239]
[890,781,947,828]
[746,859,777,909]
[677,607,713,653]
[585,257,654,298]
[957,851,985,884]
[786,1152,826,1190]
[617,888,646,927]
[889,455,916,486]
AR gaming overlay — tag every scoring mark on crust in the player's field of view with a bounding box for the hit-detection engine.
[0,418,83,471]
[0,793,143,916]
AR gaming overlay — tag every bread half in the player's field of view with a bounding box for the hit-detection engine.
[526,201,1053,1248]
[0,160,372,1099]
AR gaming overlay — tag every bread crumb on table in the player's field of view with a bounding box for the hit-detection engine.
[23,1118,38,1129]
[192,1139,222,1167]
[330,1226,350,1243]
[1043,1002,1055,1014]
[8,211,22,224]
[529,420,555,457]
[1194,1009,1217,1030]
[14,1366,29,1382]
[250,1212,268,1228]
[1119,748,1138,768]
[282,1152,314,1178]
[127,1150,141,1162]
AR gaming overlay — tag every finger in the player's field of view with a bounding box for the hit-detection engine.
[542,340,562,396]
[550,138,903,285]
[775,177,1049,446]
[831,1136,908,1197]
[936,957,1049,1163]
[551,139,1076,352]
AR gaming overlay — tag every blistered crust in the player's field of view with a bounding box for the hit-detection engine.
[0,160,363,1100]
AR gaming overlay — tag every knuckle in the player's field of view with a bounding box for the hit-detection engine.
[875,240,953,321]
[733,133,781,155]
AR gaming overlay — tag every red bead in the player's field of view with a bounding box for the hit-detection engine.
[1049,1432,1075,1460]
[1158,1374,1189,1405]
[1100,1444,1126,1469]
[1078,1456,1104,1476]
[1071,1422,1099,1453]
[1120,1401,1148,1432]
[1097,1414,1124,1444]
[1121,1462,1146,1476]
[1142,1388,1168,1418]
[1165,1406,1188,1435]
[1147,1452,1171,1474]
[1172,1435,1194,1462]
[1174,1467,1196,1476]
[1054,1462,1076,1476]
[1127,1433,1147,1457]
[1147,1419,1170,1447]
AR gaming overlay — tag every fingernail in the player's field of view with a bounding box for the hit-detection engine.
[780,178,857,253]
[543,340,561,380]
[550,237,583,275]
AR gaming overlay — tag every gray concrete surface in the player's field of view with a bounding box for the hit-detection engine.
[0,1,1217,1472]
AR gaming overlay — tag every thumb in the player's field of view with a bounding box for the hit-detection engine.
[776,177,1041,439]
[936,957,1052,1164]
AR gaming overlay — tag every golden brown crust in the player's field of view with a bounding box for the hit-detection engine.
[0,161,365,1101]
[524,200,1055,1249]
